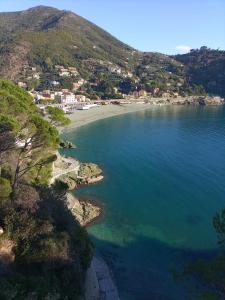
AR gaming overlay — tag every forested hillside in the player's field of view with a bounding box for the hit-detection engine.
[0,6,224,98]
[175,47,225,97]
[0,80,92,299]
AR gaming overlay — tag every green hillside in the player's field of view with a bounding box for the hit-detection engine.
[175,47,225,97]
[0,80,92,299]
[0,6,224,98]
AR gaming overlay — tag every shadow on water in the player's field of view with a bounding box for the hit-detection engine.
[61,105,225,300]
[89,233,219,300]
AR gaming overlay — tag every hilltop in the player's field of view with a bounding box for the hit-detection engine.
[0,6,224,98]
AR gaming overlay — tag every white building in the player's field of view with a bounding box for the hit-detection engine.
[55,93,77,104]
[59,69,70,77]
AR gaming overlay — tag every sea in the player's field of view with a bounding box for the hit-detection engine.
[62,105,225,300]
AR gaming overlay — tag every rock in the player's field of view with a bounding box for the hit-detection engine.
[59,140,76,149]
[79,163,103,179]
[198,96,224,105]
[58,171,78,190]
[67,194,102,227]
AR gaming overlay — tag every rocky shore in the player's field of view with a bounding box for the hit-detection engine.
[67,193,102,227]
[51,154,104,226]
[153,95,225,106]
[51,153,119,299]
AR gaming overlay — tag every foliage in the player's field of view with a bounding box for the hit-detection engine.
[47,107,71,126]
[175,47,225,97]
[0,80,92,299]
[0,8,224,98]
[0,187,92,299]
[0,177,12,199]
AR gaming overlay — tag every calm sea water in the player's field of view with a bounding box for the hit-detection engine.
[62,105,225,300]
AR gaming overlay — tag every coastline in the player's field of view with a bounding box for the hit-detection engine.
[67,193,103,227]
[51,153,119,299]
[62,96,224,133]
[63,103,154,132]
[51,153,119,300]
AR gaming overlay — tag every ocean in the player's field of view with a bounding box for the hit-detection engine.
[62,105,225,300]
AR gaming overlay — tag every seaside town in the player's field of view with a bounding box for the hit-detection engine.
[17,63,224,115]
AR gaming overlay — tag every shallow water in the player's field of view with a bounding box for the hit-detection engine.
[62,105,225,300]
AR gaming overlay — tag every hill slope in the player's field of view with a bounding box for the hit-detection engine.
[0,6,224,98]
[0,6,135,79]
[175,47,225,97]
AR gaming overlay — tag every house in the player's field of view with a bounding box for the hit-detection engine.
[55,92,77,104]
[68,67,79,76]
[72,79,86,91]
[59,69,70,77]
[76,95,87,102]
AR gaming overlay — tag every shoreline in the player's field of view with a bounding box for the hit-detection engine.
[67,193,104,227]
[50,153,118,299]
[63,103,154,132]
[62,97,224,133]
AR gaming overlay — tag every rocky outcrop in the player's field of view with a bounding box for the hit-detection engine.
[197,96,224,105]
[52,156,103,225]
[78,163,104,185]
[50,153,80,184]
[59,140,76,149]
[58,171,78,190]
[79,163,103,178]
[67,194,102,227]
[147,96,224,106]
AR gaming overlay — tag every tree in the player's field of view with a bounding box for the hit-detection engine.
[0,177,12,199]
[47,107,71,126]
[0,115,20,176]
[119,78,136,94]
[12,116,59,190]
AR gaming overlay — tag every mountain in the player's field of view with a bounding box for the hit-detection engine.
[0,6,224,98]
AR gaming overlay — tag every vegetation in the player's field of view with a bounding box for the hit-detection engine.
[0,80,92,299]
[0,7,224,98]
[175,47,225,97]
[47,107,71,126]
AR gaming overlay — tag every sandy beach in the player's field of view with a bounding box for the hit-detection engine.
[63,103,153,132]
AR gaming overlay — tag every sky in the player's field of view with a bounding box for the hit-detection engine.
[0,0,224,54]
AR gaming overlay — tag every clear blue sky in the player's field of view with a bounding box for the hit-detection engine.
[0,0,224,54]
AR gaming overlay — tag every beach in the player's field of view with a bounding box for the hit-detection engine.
[64,103,153,131]
[62,96,224,133]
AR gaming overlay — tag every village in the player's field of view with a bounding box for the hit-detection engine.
[17,63,224,115]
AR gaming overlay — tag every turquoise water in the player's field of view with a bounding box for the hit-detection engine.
[62,106,225,300]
